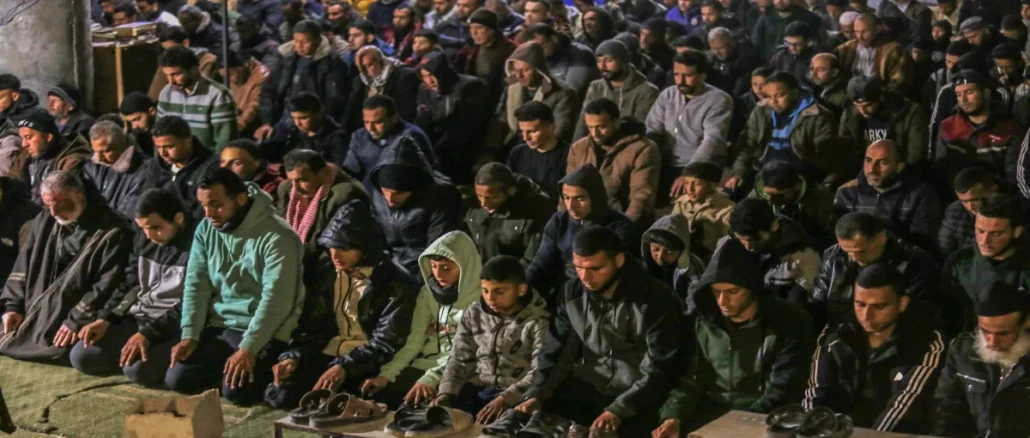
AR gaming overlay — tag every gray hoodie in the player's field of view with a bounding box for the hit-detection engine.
[438,289,550,404]
[645,83,734,167]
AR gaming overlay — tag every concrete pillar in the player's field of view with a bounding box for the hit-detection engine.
[0,0,94,110]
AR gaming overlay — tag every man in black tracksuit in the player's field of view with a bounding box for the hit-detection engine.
[517,226,684,437]
[932,281,1030,438]
[804,264,945,435]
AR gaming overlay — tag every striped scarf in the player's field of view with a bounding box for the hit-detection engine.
[286,165,337,241]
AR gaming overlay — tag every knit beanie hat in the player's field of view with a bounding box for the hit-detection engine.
[119,92,155,115]
[847,75,882,103]
[596,40,631,65]
[16,109,59,136]
[469,8,499,31]
[474,162,517,188]
[976,281,1030,317]
[0,74,20,92]
[47,83,81,108]
[376,165,421,191]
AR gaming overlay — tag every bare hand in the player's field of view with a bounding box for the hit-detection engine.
[515,397,540,414]
[169,339,197,368]
[272,359,298,387]
[2,312,23,334]
[78,320,110,346]
[403,381,436,404]
[361,376,389,398]
[592,411,621,433]
[669,176,688,198]
[723,176,741,190]
[223,349,257,389]
[652,418,680,438]
[253,124,274,141]
[430,393,454,407]
[119,332,150,367]
[476,396,510,424]
[53,324,79,347]
[313,364,346,391]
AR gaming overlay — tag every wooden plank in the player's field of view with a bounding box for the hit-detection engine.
[688,411,944,438]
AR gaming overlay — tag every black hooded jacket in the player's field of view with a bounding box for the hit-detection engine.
[281,199,418,377]
[368,137,462,283]
[465,174,554,265]
[0,177,40,285]
[140,139,218,221]
[526,165,639,296]
[260,38,351,126]
[414,57,491,185]
[0,89,40,125]
[575,9,616,51]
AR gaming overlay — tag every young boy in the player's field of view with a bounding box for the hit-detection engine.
[433,255,549,424]
[360,231,483,408]
[641,214,706,304]
[671,161,734,261]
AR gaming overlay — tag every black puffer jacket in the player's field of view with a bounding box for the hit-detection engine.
[282,199,418,376]
[81,145,151,219]
[834,170,942,257]
[140,140,218,221]
[369,137,462,283]
[259,36,351,125]
[465,174,553,265]
[804,306,945,433]
[811,237,939,329]
[524,258,685,419]
[0,177,40,285]
[932,331,1030,438]
[0,89,40,125]
[282,117,350,169]
[414,56,491,185]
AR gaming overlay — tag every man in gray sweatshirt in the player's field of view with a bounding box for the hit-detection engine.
[645,51,733,201]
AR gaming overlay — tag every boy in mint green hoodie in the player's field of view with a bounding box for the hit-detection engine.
[166,168,305,406]
[360,231,482,408]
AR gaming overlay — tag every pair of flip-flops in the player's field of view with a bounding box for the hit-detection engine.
[289,389,389,428]
[384,403,473,437]
[766,405,854,438]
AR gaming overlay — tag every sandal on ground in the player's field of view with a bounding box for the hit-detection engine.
[308,393,388,428]
[403,406,473,437]
[385,404,430,436]
[765,404,807,438]
[288,389,334,423]
[483,409,531,437]
[796,406,839,438]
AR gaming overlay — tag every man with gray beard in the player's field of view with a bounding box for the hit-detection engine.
[932,281,1030,437]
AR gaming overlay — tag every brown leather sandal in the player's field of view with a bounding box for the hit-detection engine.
[309,393,388,428]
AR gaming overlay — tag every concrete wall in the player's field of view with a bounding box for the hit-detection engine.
[0,0,93,111]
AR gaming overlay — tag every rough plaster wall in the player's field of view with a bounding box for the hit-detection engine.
[0,0,93,110]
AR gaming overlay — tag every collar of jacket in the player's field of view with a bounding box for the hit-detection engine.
[157,137,213,172]
[855,166,914,195]
[278,35,333,61]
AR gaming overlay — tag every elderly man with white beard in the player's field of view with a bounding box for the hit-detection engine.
[931,281,1030,438]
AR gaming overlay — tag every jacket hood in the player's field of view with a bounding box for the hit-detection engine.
[691,238,765,317]
[418,53,460,92]
[558,164,610,219]
[505,42,553,83]
[368,135,434,191]
[586,9,616,42]
[278,35,333,60]
[641,214,693,269]
[233,182,277,235]
[1,89,40,122]
[418,231,483,309]
[317,199,387,264]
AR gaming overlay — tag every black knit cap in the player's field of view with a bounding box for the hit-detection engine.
[119,92,155,115]
[682,161,722,182]
[376,165,421,191]
[475,162,517,188]
[0,74,20,92]
[976,281,1030,317]
[847,75,882,103]
[16,109,59,136]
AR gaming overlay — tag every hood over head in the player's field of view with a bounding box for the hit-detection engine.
[641,213,693,269]
[506,41,553,81]
[418,231,483,309]
[229,182,277,236]
[417,52,460,92]
[369,135,434,192]
[558,164,610,219]
[0,88,40,123]
[317,198,387,264]
[691,237,765,317]
[585,8,616,42]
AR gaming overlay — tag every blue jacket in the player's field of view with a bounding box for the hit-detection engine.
[343,121,435,194]
[366,0,407,38]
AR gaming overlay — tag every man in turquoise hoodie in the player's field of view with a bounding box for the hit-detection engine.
[166,168,305,406]
[360,231,482,409]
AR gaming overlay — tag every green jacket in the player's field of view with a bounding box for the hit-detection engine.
[377,231,483,387]
[943,245,1030,333]
[732,98,840,184]
[749,173,836,247]
[181,184,306,354]
[661,239,814,421]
